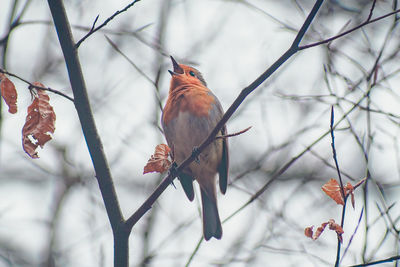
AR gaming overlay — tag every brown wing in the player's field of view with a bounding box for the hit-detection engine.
[218,125,229,194]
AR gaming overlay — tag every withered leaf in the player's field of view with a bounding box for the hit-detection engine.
[143,144,171,174]
[22,82,56,158]
[0,73,17,114]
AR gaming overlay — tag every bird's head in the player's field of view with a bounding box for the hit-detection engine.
[168,56,207,90]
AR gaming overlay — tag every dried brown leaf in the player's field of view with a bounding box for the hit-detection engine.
[304,226,314,239]
[322,178,344,205]
[143,144,171,174]
[328,219,344,243]
[22,83,56,158]
[305,222,328,241]
[0,73,17,114]
[305,219,344,243]
[314,222,328,240]
[322,178,365,207]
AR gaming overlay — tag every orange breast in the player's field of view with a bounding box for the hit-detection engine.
[163,85,215,125]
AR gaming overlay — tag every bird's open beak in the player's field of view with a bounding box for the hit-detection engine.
[169,56,184,76]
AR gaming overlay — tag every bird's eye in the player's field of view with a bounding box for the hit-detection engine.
[189,71,195,77]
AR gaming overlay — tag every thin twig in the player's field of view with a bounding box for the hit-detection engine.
[222,98,361,224]
[105,35,156,87]
[216,126,252,139]
[104,35,164,112]
[299,9,400,50]
[354,177,367,190]
[348,255,400,267]
[185,237,203,267]
[1,0,31,67]
[341,207,364,263]
[330,107,346,200]
[367,0,377,21]
[0,68,74,102]
[90,15,99,32]
[75,0,141,48]
[331,106,347,267]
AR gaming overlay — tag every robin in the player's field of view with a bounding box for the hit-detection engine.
[162,56,229,240]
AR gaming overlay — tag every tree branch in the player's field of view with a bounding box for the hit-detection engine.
[348,255,400,267]
[216,126,252,139]
[331,106,348,267]
[299,8,400,50]
[0,68,74,101]
[46,0,127,266]
[75,0,141,48]
[223,88,372,229]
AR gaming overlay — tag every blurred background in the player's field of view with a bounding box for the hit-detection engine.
[1,0,400,266]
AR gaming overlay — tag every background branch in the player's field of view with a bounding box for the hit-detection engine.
[299,8,400,50]
[0,68,74,101]
[330,106,348,267]
[75,0,141,48]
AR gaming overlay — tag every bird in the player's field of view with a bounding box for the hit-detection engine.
[161,56,229,241]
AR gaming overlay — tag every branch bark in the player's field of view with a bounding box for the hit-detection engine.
[46,0,128,266]
[0,68,74,101]
[75,0,141,48]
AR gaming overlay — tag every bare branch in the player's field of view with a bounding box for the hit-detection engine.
[341,208,364,264]
[216,126,252,139]
[90,14,99,32]
[367,0,377,21]
[349,255,400,267]
[47,0,127,265]
[299,8,400,50]
[104,35,164,112]
[330,107,346,200]
[75,0,141,48]
[0,68,74,101]
[223,88,372,230]
[330,106,348,267]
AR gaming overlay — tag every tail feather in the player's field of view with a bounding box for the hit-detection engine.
[201,189,222,240]
[179,172,194,201]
